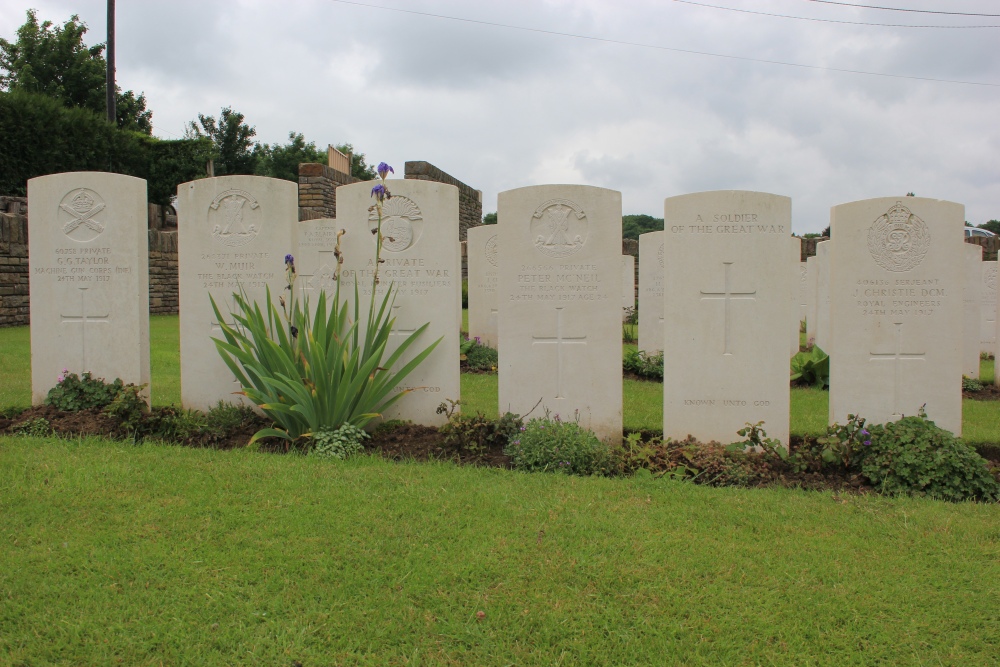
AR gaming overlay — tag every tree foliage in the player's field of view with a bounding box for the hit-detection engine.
[0,90,210,205]
[334,143,377,181]
[256,132,325,182]
[185,107,259,176]
[0,9,152,134]
[482,212,497,225]
[978,220,1000,235]
[622,214,663,240]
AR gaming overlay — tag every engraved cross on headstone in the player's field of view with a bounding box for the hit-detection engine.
[389,305,419,349]
[298,249,338,302]
[869,321,925,419]
[532,307,587,399]
[700,261,757,355]
[60,286,109,371]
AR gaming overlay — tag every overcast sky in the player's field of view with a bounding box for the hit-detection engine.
[2,0,998,232]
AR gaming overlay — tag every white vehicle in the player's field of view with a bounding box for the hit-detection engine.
[965,227,997,239]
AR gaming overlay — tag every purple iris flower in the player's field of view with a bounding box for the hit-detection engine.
[371,183,388,202]
[377,162,394,179]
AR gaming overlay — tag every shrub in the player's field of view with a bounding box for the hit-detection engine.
[505,414,614,476]
[790,345,829,389]
[12,417,51,437]
[104,383,149,432]
[861,414,1000,502]
[460,336,498,373]
[438,402,521,454]
[311,423,369,460]
[962,376,984,392]
[45,371,125,411]
[623,349,663,381]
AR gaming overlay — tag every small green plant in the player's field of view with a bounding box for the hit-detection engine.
[437,400,522,454]
[311,423,370,460]
[460,336,498,373]
[862,412,1000,502]
[622,308,637,343]
[623,349,663,381]
[0,406,27,420]
[12,417,51,437]
[962,376,984,392]
[104,383,149,433]
[505,412,614,476]
[790,345,829,389]
[812,413,870,469]
[727,421,788,460]
[45,370,125,411]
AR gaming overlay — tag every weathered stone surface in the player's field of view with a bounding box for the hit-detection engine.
[498,185,623,443]
[28,172,150,404]
[178,176,299,411]
[829,197,963,434]
[662,190,792,446]
[638,231,665,354]
[982,260,997,355]
[622,255,635,321]
[964,244,982,379]
[467,225,499,348]
[336,179,461,427]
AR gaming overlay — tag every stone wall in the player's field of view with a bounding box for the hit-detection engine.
[0,198,29,326]
[404,161,482,241]
[298,163,359,219]
[148,230,178,314]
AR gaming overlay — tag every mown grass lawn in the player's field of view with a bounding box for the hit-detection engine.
[4,316,1000,445]
[1,436,998,666]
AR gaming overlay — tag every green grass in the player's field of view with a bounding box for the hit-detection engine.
[1,437,998,666]
[3,321,1000,444]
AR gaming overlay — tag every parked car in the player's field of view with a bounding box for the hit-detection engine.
[965,227,997,239]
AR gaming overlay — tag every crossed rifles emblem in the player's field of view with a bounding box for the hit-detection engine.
[61,192,105,235]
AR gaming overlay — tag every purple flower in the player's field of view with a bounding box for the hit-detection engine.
[861,429,869,436]
[284,254,295,273]
[377,162,394,179]
[474,336,481,344]
[864,439,872,446]
[371,183,389,202]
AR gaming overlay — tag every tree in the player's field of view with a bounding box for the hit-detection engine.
[978,220,1000,235]
[256,132,325,182]
[482,212,497,225]
[186,107,259,176]
[335,143,377,180]
[622,214,663,240]
[0,9,152,134]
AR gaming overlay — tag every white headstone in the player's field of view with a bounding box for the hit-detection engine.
[814,241,831,353]
[981,260,997,356]
[498,185,623,442]
[335,179,461,427]
[790,237,802,357]
[296,218,341,305]
[829,197,964,434]
[798,261,809,324]
[662,191,792,446]
[28,172,150,405]
[805,254,818,346]
[467,225,499,348]
[622,255,635,321]
[178,176,299,411]
[963,244,982,379]
[638,231,665,354]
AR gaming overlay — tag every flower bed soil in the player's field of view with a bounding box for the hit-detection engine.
[3,407,997,494]
[963,384,1000,401]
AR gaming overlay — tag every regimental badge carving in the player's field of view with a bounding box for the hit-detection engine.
[59,189,106,242]
[485,234,498,267]
[209,190,261,247]
[986,265,998,295]
[657,243,665,269]
[369,195,422,252]
[530,199,588,259]
[799,264,807,283]
[867,202,931,272]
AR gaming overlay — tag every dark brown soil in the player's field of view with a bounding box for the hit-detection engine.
[366,422,512,468]
[963,384,1000,401]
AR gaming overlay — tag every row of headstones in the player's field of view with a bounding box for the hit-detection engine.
[28,171,977,447]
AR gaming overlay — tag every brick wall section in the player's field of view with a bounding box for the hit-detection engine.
[298,163,359,219]
[966,235,999,261]
[0,210,29,326]
[404,161,483,241]
[148,230,178,315]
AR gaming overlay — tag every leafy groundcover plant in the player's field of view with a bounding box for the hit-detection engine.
[212,162,440,450]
